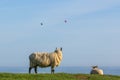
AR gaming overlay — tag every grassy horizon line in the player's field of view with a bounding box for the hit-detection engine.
[0,73,120,80]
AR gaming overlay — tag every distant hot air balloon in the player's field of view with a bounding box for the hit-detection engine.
[64,20,67,23]
[40,22,43,26]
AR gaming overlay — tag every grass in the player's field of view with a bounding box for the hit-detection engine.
[0,73,120,80]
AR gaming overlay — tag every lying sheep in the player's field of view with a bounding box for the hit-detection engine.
[29,47,62,74]
[90,66,104,75]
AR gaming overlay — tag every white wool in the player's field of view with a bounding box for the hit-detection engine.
[90,68,104,75]
[29,48,62,68]
[98,69,104,75]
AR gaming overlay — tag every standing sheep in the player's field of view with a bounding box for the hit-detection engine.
[29,47,63,74]
[90,66,104,75]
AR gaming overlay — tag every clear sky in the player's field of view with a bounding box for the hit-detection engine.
[0,0,120,67]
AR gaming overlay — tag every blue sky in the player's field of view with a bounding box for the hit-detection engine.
[0,0,120,67]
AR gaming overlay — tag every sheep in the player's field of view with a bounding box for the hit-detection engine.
[90,66,104,75]
[29,47,62,74]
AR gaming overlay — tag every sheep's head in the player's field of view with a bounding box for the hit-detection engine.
[54,47,62,54]
[92,66,98,69]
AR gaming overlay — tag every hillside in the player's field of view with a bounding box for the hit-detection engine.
[0,73,120,80]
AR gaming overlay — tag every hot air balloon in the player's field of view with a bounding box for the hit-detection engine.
[40,22,43,26]
[64,20,67,23]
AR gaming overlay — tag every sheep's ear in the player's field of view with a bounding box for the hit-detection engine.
[60,47,62,51]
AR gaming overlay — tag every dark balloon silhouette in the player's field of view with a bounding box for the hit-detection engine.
[40,22,43,26]
[64,20,67,23]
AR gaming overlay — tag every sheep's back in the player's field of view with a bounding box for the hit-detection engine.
[29,52,51,67]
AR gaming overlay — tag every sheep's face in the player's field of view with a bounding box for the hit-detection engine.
[92,66,98,69]
[54,47,62,54]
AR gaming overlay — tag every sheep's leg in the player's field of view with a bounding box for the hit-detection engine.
[34,66,37,74]
[51,67,55,74]
[29,67,32,74]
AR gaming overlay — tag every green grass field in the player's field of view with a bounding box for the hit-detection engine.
[0,73,120,80]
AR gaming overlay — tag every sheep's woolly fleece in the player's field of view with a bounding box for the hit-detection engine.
[29,48,62,68]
